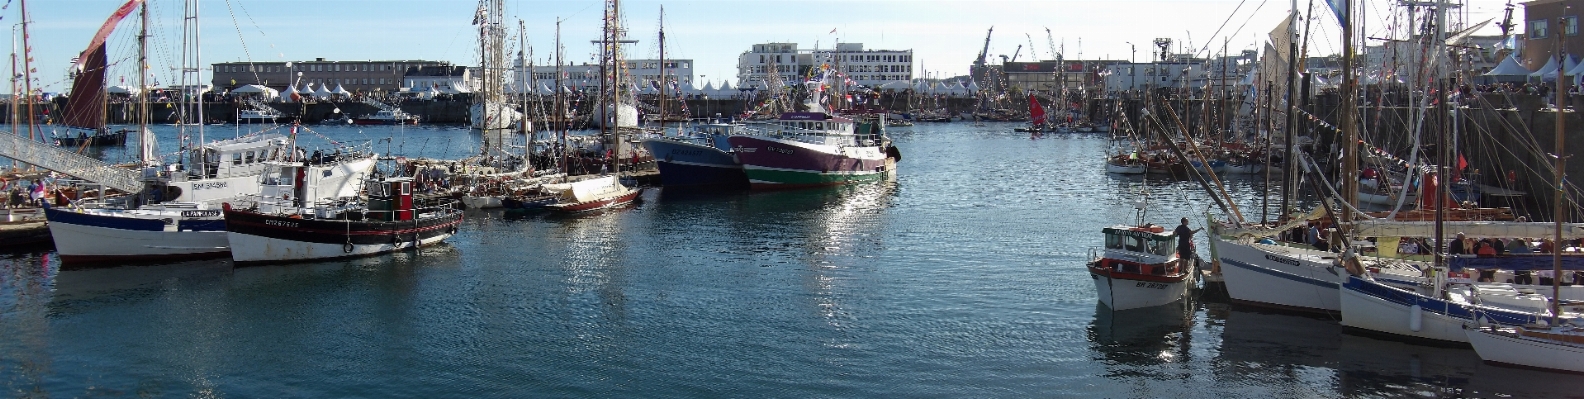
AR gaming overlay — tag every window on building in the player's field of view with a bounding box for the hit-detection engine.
[1568,16,1579,36]
[1533,19,1550,39]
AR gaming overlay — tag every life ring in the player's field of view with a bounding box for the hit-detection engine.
[343,241,354,253]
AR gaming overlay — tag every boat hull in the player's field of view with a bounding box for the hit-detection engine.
[44,207,229,262]
[1214,237,1342,312]
[1104,160,1146,175]
[352,118,418,126]
[546,188,642,213]
[1340,276,1543,344]
[642,138,746,188]
[54,130,129,147]
[1466,327,1584,373]
[727,135,892,189]
[1090,264,1190,310]
[223,208,462,264]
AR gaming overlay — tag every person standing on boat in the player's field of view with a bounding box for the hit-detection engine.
[1174,218,1203,262]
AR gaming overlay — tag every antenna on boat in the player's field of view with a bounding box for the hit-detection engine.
[1134,183,1150,227]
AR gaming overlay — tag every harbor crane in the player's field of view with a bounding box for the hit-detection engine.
[999,44,1022,64]
[1026,33,1040,61]
[973,26,994,67]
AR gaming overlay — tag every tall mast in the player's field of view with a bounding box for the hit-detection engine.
[555,20,566,175]
[657,6,666,134]
[137,1,150,165]
[19,0,35,143]
[1553,11,1569,325]
[1337,0,1359,233]
[1279,0,1300,221]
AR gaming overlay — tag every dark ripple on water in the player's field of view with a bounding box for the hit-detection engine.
[3,122,1584,397]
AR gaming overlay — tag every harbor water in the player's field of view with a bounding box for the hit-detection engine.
[2,122,1580,397]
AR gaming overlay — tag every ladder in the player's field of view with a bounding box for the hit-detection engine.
[0,133,143,193]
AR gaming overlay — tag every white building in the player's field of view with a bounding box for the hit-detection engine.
[402,65,473,94]
[518,59,695,94]
[737,42,913,88]
[1102,62,1209,92]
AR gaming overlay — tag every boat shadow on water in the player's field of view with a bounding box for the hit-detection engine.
[1207,301,1584,397]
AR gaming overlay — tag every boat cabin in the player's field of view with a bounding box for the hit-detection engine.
[184,134,294,180]
[366,178,415,222]
[1102,225,1177,259]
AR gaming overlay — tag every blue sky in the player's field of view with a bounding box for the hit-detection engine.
[17,0,1513,93]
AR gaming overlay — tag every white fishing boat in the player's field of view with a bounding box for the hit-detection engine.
[1089,224,1194,310]
[1466,325,1584,373]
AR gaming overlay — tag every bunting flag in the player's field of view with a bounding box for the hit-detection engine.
[1325,0,1347,28]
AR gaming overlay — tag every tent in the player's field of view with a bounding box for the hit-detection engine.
[230,84,279,100]
[298,83,316,97]
[717,81,735,98]
[1483,55,1533,83]
[314,83,334,98]
[877,80,910,90]
[1530,55,1577,81]
[332,83,352,97]
[282,84,299,102]
[699,81,716,97]
[963,81,981,96]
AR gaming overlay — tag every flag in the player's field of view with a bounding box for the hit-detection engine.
[1457,154,1468,171]
[1325,0,1347,28]
[829,28,837,34]
[471,4,487,25]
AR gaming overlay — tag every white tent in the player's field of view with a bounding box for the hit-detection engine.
[314,83,334,98]
[230,84,279,100]
[298,83,316,97]
[948,81,969,96]
[282,84,299,102]
[877,80,910,90]
[699,81,716,97]
[1530,55,1577,81]
[678,81,698,95]
[718,81,735,97]
[332,83,352,97]
[537,82,554,95]
[963,81,981,96]
[1484,55,1533,82]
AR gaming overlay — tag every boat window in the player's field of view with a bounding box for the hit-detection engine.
[816,122,824,130]
[232,152,243,166]
[1125,236,1144,252]
[245,151,256,164]
[1155,239,1175,256]
[1105,233,1123,249]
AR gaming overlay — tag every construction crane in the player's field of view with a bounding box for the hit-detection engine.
[1044,28,1061,63]
[999,44,1022,64]
[1026,33,1041,61]
[973,26,994,67]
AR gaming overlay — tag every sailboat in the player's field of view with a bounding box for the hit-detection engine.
[52,0,138,147]
[43,2,376,263]
[469,0,524,131]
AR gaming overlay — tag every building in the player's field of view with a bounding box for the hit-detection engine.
[403,65,473,94]
[212,59,453,94]
[1102,62,1210,92]
[1001,59,1128,94]
[519,59,695,94]
[736,42,913,88]
[1522,0,1584,70]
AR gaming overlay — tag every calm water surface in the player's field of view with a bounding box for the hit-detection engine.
[1,122,1579,397]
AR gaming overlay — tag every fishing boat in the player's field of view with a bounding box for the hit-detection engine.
[1104,154,1146,175]
[641,122,747,188]
[236,105,281,124]
[727,111,899,189]
[540,175,641,213]
[0,208,50,249]
[1088,218,1195,310]
[223,163,462,264]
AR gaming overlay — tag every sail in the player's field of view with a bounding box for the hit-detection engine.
[1027,94,1046,125]
[62,45,108,131]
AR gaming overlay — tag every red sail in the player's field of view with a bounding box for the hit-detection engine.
[1027,94,1046,125]
[62,0,145,132]
[61,45,107,131]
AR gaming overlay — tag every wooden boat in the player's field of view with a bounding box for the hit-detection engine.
[540,176,641,213]
[1466,326,1584,373]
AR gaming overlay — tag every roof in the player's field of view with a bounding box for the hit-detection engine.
[404,65,469,77]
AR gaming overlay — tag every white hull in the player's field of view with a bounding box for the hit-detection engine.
[1215,236,1342,312]
[1358,190,1418,208]
[1466,327,1584,373]
[462,195,504,209]
[226,230,453,263]
[1221,163,1262,174]
[49,217,228,259]
[1104,161,1146,174]
[1091,272,1189,310]
[470,101,523,131]
[1339,279,1474,343]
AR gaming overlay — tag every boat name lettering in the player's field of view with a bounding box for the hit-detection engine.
[732,146,756,153]
[767,146,794,155]
[265,220,298,228]
[1135,282,1168,289]
[181,210,220,218]
[670,149,705,157]
[1264,254,1301,266]
[193,181,228,190]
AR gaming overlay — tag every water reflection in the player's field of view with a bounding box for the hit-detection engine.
[1086,299,1196,377]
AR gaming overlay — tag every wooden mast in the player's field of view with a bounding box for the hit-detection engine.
[657,6,666,135]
